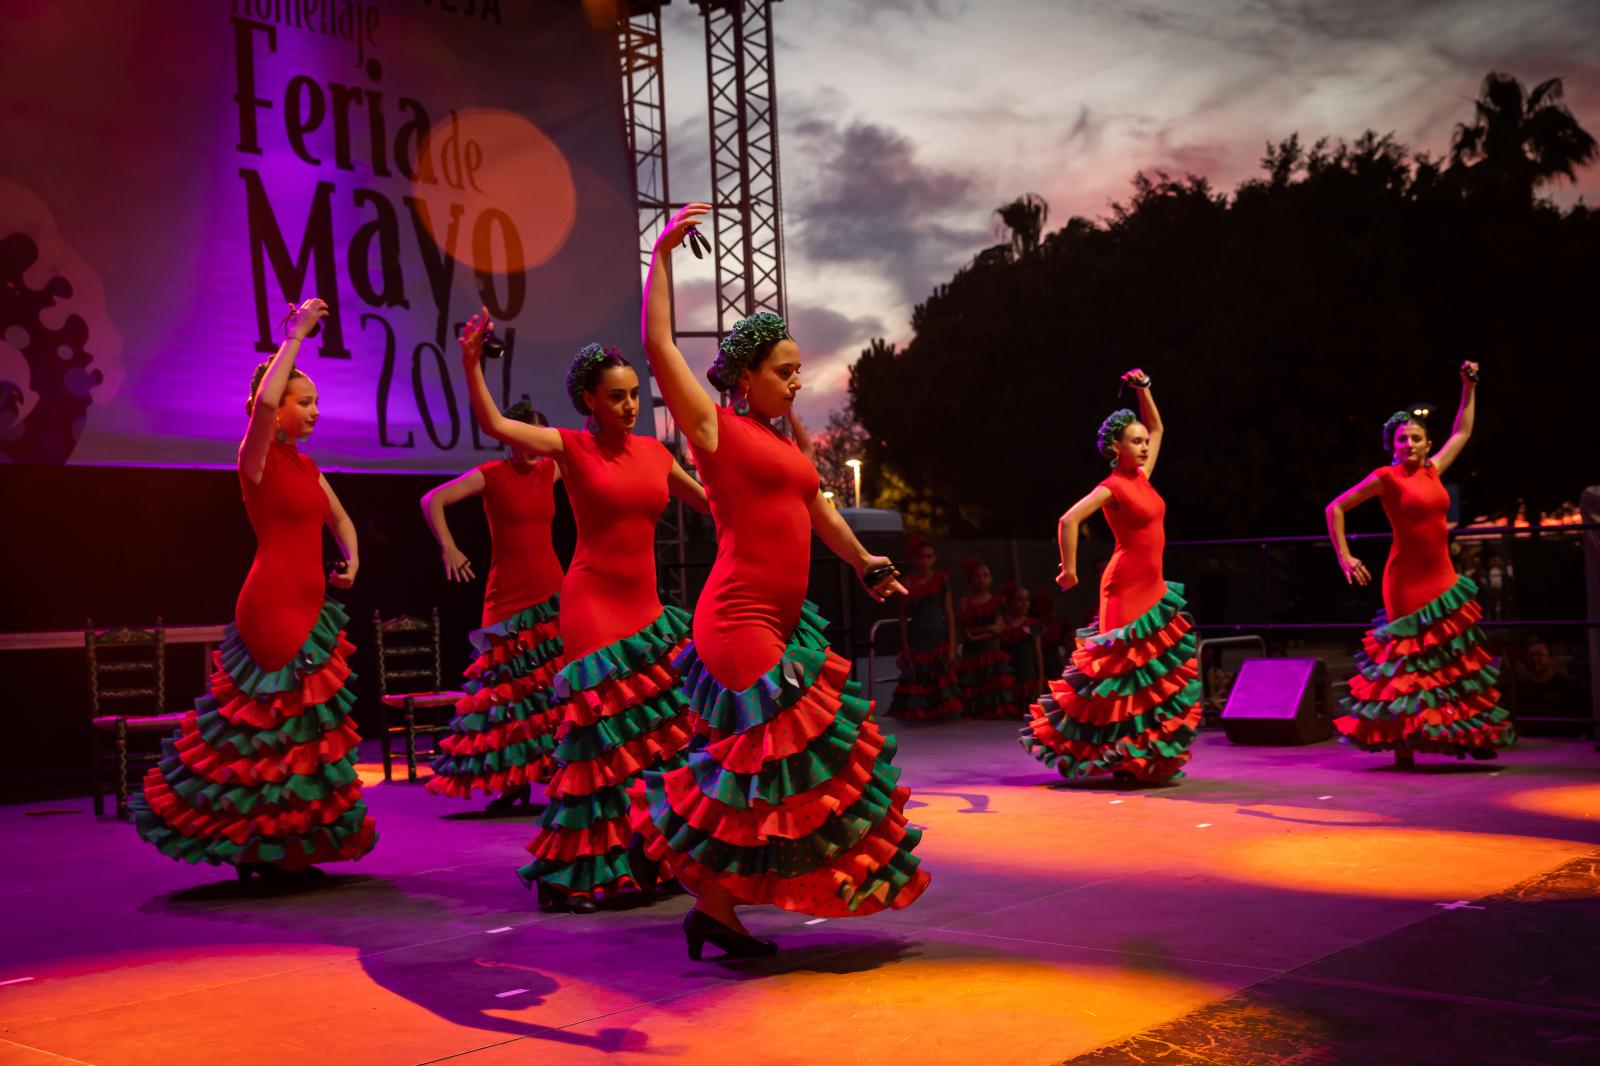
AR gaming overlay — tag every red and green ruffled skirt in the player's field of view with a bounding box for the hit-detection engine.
[428,595,563,800]
[956,636,1021,719]
[515,606,694,901]
[1020,582,1202,783]
[1336,575,1515,754]
[633,602,931,918]
[887,641,962,720]
[131,599,378,869]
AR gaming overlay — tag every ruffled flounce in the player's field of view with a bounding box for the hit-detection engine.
[887,643,962,720]
[515,607,693,899]
[132,599,377,869]
[635,603,930,918]
[429,596,564,800]
[1019,582,1201,783]
[955,640,1021,719]
[1334,576,1516,754]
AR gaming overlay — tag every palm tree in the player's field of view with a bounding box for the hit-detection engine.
[994,193,1050,257]
[1450,72,1597,205]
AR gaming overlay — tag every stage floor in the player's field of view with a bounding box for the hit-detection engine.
[2,724,1597,1065]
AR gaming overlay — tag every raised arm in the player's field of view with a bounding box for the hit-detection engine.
[786,410,816,461]
[1325,471,1382,586]
[459,307,563,457]
[807,490,907,601]
[1055,485,1114,590]
[1431,361,1478,477]
[320,474,359,589]
[1122,367,1162,476]
[642,204,720,451]
[667,459,711,515]
[240,298,326,483]
[420,467,487,582]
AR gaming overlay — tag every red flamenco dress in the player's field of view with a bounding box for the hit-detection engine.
[1021,466,1201,783]
[634,407,930,917]
[1335,462,1514,755]
[887,571,962,720]
[132,440,377,871]
[428,458,565,800]
[515,428,693,902]
[955,594,1021,719]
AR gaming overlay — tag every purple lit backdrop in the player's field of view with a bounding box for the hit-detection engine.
[0,0,647,472]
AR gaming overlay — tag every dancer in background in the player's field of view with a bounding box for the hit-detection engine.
[955,558,1020,718]
[999,581,1045,703]
[422,401,565,812]
[459,318,709,913]
[635,203,930,961]
[1020,369,1201,785]
[132,298,377,878]
[1325,361,1513,766]
[887,534,962,720]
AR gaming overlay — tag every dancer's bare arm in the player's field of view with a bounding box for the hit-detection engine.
[643,203,720,451]
[1432,361,1479,477]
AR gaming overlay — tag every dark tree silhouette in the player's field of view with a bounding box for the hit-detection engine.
[1450,72,1598,206]
[995,193,1050,257]
[847,75,1599,538]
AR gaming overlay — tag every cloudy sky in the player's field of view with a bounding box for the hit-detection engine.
[649,0,1600,424]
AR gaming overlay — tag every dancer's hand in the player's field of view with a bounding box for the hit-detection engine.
[460,306,492,370]
[1460,360,1480,385]
[657,203,712,252]
[1055,565,1078,591]
[1121,367,1150,389]
[329,558,358,589]
[1339,554,1370,586]
[858,555,908,601]
[288,297,328,340]
[443,547,475,583]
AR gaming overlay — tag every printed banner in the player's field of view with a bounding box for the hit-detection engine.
[0,0,648,471]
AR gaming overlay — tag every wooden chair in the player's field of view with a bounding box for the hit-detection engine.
[86,618,187,819]
[374,608,463,782]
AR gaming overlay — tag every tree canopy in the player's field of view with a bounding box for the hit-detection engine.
[847,72,1599,537]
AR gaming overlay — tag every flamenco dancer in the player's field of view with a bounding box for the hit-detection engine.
[1324,361,1513,766]
[1020,369,1201,785]
[421,401,565,812]
[887,535,962,720]
[132,298,377,878]
[999,582,1045,702]
[635,203,930,962]
[955,558,1021,718]
[458,316,709,913]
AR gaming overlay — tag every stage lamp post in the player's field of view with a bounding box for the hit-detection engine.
[823,490,837,508]
[845,458,862,509]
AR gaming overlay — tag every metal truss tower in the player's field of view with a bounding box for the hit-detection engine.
[616,0,789,607]
[694,0,787,334]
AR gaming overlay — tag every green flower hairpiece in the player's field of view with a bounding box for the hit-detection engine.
[567,343,622,414]
[708,312,789,392]
[1097,408,1138,460]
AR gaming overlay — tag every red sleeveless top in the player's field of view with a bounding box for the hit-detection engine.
[236,440,328,671]
[477,457,564,627]
[555,427,673,660]
[689,407,821,691]
[1373,462,1456,619]
[1097,466,1167,631]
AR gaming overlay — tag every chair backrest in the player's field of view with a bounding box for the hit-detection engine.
[373,608,444,697]
[85,618,167,717]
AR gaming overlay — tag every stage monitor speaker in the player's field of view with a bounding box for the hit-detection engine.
[1221,658,1333,745]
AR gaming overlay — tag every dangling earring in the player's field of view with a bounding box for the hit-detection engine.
[274,425,289,443]
[733,391,751,416]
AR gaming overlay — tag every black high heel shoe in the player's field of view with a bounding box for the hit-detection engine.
[536,881,597,913]
[683,909,777,962]
[485,784,534,814]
